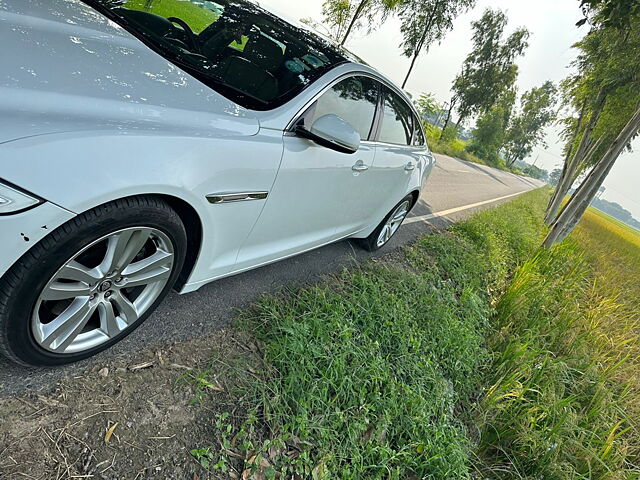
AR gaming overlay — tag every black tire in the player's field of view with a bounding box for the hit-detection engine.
[0,196,187,367]
[357,193,414,252]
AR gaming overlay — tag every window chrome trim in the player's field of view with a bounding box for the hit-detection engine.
[285,71,420,134]
[206,192,269,204]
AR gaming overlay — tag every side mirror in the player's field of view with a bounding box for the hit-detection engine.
[295,114,360,154]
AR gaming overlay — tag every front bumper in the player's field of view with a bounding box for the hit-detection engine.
[0,202,75,277]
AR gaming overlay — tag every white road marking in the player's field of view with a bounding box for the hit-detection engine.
[404,190,530,225]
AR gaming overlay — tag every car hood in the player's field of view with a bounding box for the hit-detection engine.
[0,0,259,144]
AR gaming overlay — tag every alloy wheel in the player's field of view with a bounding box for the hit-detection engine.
[31,227,175,354]
[376,200,410,248]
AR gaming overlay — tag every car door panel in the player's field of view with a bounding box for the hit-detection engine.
[368,85,416,216]
[369,143,414,216]
[234,136,376,270]
[235,75,381,270]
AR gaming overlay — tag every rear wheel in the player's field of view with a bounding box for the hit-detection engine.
[0,197,187,366]
[357,193,414,252]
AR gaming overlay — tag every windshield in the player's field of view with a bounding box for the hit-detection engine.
[82,0,348,110]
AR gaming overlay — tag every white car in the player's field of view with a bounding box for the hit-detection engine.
[0,0,434,366]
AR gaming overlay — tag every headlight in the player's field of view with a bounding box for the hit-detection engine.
[0,180,42,214]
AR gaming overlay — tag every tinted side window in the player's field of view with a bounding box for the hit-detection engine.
[413,115,426,146]
[378,88,413,145]
[306,76,379,140]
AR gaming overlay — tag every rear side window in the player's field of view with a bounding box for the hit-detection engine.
[378,88,414,145]
[413,115,426,146]
[304,76,379,140]
[83,0,347,110]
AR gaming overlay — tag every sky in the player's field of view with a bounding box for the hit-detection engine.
[259,0,640,219]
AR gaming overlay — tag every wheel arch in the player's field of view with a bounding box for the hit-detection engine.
[409,189,420,209]
[71,192,204,292]
[152,194,203,292]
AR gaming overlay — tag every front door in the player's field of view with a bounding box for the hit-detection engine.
[235,75,380,270]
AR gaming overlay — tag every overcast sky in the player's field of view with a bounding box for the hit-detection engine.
[260,0,640,218]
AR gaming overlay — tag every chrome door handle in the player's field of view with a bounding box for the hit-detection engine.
[405,162,416,171]
[352,160,369,172]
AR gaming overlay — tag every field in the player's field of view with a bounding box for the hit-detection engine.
[574,208,640,463]
[473,205,639,478]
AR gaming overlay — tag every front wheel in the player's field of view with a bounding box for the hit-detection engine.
[357,194,414,252]
[0,197,187,366]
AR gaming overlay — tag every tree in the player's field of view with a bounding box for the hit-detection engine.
[503,81,558,167]
[415,92,441,118]
[398,0,476,88]
[467,89,516,166]
[577,0,640,28]
[544,105,640,246]
[548,168,563,186]
[544,7,640,227]
[442,9,529,136]
[319,0,400,45]
[543,4,640,246]
[522,164,549,182]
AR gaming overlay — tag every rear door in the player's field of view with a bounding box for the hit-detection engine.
[368,86,416,216]
[235,75,380,270]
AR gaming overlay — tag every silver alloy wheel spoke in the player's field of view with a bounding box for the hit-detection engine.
[42,282,93,301]
[59,260,102,284]
[98,300,122,338]
[39,298,97,352]
[32,227,174,354]
[110,290,139,325]
[120,250,173,288]
[377,201,410,247]
[101,229,151,275]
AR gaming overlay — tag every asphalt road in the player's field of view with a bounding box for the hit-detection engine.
[0,154,545,396]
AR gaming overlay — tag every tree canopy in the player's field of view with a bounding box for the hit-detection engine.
[451,9,529,126]
[503,81,558,166]
[398,0,476,87]
[544,0,640,245]
[319,0,400,45]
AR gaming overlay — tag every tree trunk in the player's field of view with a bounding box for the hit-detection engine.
[340,0,369,46]
[439,97,456,140]
[454,117,463,132]
[401,0,443,88]
[545,90,606,225]
[543,104,640,247]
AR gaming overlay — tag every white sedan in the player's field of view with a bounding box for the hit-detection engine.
[0,0,434,366]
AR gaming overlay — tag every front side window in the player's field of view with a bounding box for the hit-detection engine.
[302,76,379,140]
[82,0,347,110]
[378,87,414,145]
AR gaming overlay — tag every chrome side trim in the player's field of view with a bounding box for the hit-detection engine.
[206,192,269,204]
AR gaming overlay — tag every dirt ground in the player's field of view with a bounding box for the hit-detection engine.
[0,329,256,480]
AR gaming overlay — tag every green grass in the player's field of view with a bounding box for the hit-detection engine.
[574,208,640,466]
[425,124,489,166]
[473,206,639,479]
[191,190,550,479]
[189,190,638,479]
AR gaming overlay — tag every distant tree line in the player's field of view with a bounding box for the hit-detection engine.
[591,198,640,230]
